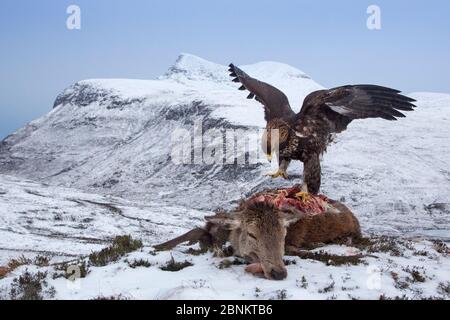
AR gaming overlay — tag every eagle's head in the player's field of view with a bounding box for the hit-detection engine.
[261,119,290,161]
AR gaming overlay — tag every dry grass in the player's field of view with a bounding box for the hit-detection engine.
[9,271,55,300]
[0,266,9,279]
[217,258,246,269]
[126,259,152,269]
[7,255,32,270]
[291,250,365,266]
[0,255,33,279]
[89,235,143,267]
[160,256,193,272]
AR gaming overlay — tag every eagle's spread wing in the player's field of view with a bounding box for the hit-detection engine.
[295,85,417,194]
[297,85,417,133]
[228,64,295,122]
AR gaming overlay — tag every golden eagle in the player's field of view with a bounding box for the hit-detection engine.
[229,63,417,194]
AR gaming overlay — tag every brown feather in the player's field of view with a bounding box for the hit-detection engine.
[228,63,295,122]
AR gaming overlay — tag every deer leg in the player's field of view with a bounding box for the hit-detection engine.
[285,245,301,256]
[154,227,210,251]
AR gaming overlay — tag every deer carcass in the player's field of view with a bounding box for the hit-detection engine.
[155,185,361,280]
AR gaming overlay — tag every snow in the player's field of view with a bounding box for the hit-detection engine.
[0,174,204,266]
[0,176,448,300]
[46,246,449,300]
[0,53,449,300]
[0,173,448,300]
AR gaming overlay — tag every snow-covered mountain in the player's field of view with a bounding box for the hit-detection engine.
[0,54,323,210]
[1,53,449,238]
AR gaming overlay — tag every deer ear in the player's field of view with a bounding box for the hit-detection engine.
[280,212,303,227]
[205,213,241,230]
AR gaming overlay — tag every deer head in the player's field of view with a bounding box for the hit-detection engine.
[205,200,301,280]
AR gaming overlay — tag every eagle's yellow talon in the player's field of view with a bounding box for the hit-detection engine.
[267,170,289,180]
[295,191,311,202]
[267,171,280,178]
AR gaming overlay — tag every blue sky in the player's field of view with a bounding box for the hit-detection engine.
[1,0,449,139]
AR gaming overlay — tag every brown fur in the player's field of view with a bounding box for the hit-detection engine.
[155,198,360,280]
[286,200,361,248]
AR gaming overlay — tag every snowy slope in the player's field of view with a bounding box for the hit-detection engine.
[324,91,450,238]
[0,174,449,300]
[0,174,203,265]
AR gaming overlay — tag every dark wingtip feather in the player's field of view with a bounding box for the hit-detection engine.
[232,78,240,83]
[389,109,406,118]
[358,84,402,94]
[398,95,417,103]
[229,72,237,77]
[247,93,255,99]
[361,84,418,112]
[381,114,398,121]
[238,85,246,91]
